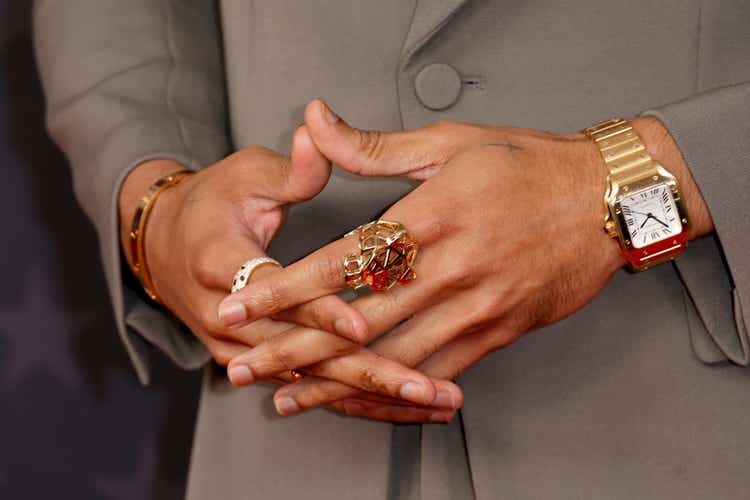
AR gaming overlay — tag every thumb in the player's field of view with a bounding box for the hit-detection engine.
[280,124,332,202]
[304,98,451,180]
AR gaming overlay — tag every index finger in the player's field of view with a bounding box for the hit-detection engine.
[217,235,357,327]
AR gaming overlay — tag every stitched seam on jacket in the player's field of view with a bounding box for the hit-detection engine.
[394,0,419,131]
[694,0,703,92]
[732,289,750,364]
[163,0,194,164]
[457,411,478,500]
[400,0,470,68]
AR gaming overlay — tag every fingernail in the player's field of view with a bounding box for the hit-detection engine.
[318,99,339,124]
[432,388,458,409]
[334,318,352,337]
[430,411,455,423]
[218,301,247,326]
[399,382,427,403]
[274,396,300,416]
[228,365,254,386]
[343,401,365,415]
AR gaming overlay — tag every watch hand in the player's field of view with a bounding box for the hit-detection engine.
[640,215,651,229]
[630,209,651,217]
[650,215,669,228]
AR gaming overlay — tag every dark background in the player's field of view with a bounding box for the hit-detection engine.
[0,2,200,498]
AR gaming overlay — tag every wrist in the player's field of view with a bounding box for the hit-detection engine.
[118,159,187,269]
[630,116,714,240]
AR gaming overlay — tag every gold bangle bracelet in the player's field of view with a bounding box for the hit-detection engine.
[128,169,194,304]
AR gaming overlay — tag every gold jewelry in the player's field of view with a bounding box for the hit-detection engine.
[583,118,689,271]
[343,220,418,291]
[290,369,305,382]
[230,257,282,293]
[129,169,193,303]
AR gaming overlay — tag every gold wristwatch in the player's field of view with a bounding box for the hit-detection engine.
[584,118,689,272]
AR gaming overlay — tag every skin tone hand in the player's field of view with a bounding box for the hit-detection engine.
[219,99,714,422]
[118,127,459,411]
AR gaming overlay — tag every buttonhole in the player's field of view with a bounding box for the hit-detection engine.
[461,76,485,90]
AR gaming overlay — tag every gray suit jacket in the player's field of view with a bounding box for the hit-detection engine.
[34,1,750,499]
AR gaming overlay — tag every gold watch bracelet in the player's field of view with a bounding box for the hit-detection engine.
[583,118,660,191]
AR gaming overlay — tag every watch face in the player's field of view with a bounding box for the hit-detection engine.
[620,183,682,249]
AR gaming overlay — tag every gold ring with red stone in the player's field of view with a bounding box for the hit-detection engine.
[343,220,418,292]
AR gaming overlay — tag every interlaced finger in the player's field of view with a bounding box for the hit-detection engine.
[268,290,486,414]
[217,235,358,327]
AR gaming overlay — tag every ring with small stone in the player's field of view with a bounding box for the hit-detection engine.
[231,257,282,293]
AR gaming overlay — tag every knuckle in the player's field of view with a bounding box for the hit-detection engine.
[191,246,222,287]
[198,308,226,339]
[305,299,328,328]
[237,145,273,158]
[227,146,276,172]
[480,328,508,356]
[246,279,287,315]
[412,339,442,366]
[325,335,360,357]
[412,216,456,246]
[430,119,476,138]
[357,364,391,395]
[276,154,292,177]
[292,379,340,408]
[331,342,358,357]
[306,383,337,407]
[314,252,346,289]
[445,268,474,290]
[429,119,457,131]
[474,291,507,323]
[212,351,232,367]
[360,291,397,321]
[267,342,295,371]
[208,343,234,366]
[429,120,488,146]
[440,261,480,291]
[355,129,384,163]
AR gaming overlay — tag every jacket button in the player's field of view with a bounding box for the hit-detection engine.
[415,63,462,110]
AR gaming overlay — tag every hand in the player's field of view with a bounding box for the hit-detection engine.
[118,127,456,408]
[220,100,713,420]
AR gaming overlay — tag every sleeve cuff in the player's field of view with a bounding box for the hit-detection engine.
[642,82,750,365]
[103,153,212,385]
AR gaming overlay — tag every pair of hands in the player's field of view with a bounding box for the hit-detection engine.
[120,99,707,423]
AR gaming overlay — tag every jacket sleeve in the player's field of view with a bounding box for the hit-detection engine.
[642,82,750,366]
[33,0,229,384]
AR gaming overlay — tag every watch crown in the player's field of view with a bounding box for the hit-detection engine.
[604,220,618,238]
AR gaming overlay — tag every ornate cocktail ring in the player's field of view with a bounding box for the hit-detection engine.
[230,257,282,293]
[343,220,418,291]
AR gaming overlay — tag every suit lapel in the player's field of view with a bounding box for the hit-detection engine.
[400,0,469,67]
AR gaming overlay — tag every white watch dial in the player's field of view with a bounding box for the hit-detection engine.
[620,184,682,249]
